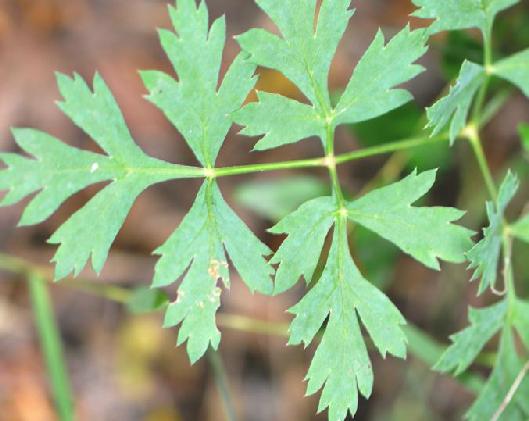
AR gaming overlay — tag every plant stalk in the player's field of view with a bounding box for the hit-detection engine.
[214,133,448,178]
[468,20,497,201]
[472,22,493,124]
[468,131,497,200]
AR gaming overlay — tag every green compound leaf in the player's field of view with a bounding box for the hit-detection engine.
[288,221,406,421]
[426,60,485,145]
[268,196,336,294]
[0,73,199,280]
[141,0,275,363]
[155,180,273,363]
[270,170,472,420]
[411,0,520,35]
[346,170,474,270]
[435,301,507,375]
[466,326,529,421]
[467,171,519,294]
[234,0,427,150]
[142,0,257,166]
[492,48,529,98]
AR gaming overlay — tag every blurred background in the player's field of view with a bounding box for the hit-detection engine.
[1,0,529,420]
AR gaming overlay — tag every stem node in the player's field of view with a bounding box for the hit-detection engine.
[203,167,216,179]
[462,123,478,142]
[323,154,336,170]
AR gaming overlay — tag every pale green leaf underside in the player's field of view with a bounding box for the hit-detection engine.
[426,60,485,145]
[467,171,519,294]
[142,0,256,166]
[412,0,519,34]
[56,72,146,160]
[159,182,228,363]
[288,222,406,421]
[0,129,112,226]
[434,301,507,375]
[334,26,427,126]
[467,326,529,420]
[234,92,323,151]
[492,48,529,98]
[238,0,352,109]
[268,196,336,294]
[235,0,427,151]
[49,175,155,280]
[347,170,473,270]
[0,73,199,280]
[155,180,273,363]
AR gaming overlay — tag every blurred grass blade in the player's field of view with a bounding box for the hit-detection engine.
[126,287,169,315]
[28,271,74,421]
[208,350,237,421]
[404,324,484,393]
[519,123,529,153]
[234,175,328,221]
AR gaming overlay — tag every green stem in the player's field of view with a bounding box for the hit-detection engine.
[0,253,28,273]
[483,26,493,68]
[208,350,237,421]
[468,131,497,200]
[66,280,131,304]
[213,133,448,178]
[27,272,74,421]
[467,21,497,200]
[472,23,493,123]
[214,157,324,177]
[324,124,344,205]
[334,133,447,165]
[357,152,408,197]
[479,89,512,128]
[329,159,344,204]
[472,74,491,126]
[0,253,132,303]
